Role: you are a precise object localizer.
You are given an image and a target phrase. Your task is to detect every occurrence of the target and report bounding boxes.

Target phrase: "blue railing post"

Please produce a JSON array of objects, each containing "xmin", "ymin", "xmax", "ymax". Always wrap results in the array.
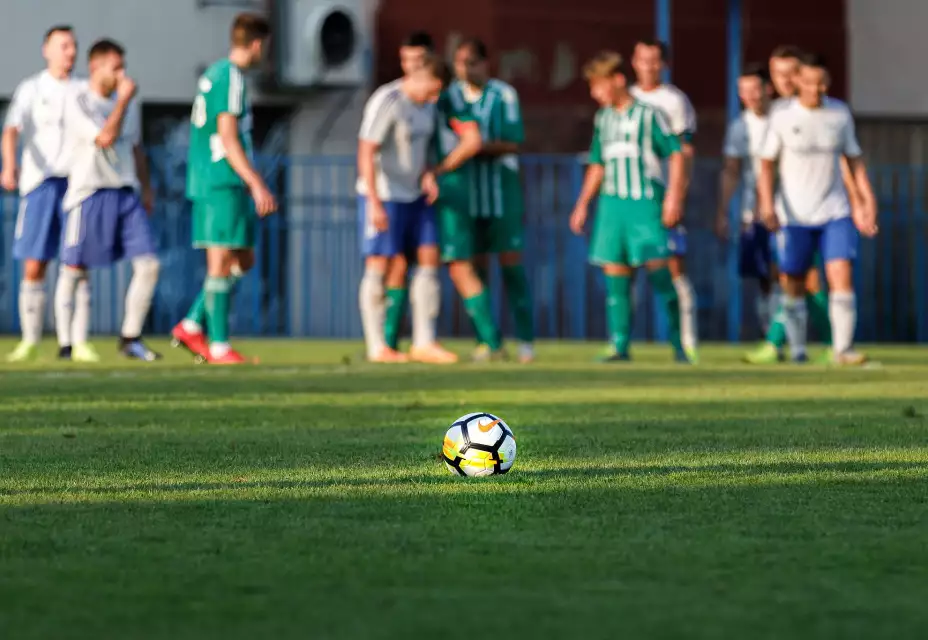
[{"xmin": 726, "ymin": 0, "xmax": 743, "ymax": 342}]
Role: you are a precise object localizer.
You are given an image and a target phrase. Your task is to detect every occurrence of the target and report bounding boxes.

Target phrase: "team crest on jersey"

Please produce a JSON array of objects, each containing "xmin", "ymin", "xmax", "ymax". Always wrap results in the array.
[{"xmin": 198, "ymin": 77, "xmax": 212, "ymax": 93}]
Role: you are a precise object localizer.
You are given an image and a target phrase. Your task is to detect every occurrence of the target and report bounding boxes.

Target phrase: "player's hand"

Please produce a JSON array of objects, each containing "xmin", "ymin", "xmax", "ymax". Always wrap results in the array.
[
  {"xmin": 0, "ymin": 166, "xmax": 17, "ymax": 192},
  {"xmin": 569, "ymin": 205, "xmax": 588, "ymax": 235},
  {"xmin": 368, "ymin": 200, "xmax": 389, "ymax": 232},
  {"xmin": 662, "ymin": 196, "xmax": 683, "ymax": 228},
  {"xmin": 250, "ymin": 182, "xmax": 277, "ymax": 217},
  {"xmin": 116, "ymin": 74, "xmax": 137, "ymax": 102},
  {"xmin": 141, "ymin": 186, "xmax": 155, "ymax": 214},
  {"xmin": 854, "ymin": 206, "xmax": 879, "ymax": 238},
  {"xmin": 760, "ymin": 207, "xmax": 779, "ymax": 232},
  {"xmin": 714, "ymin": 212, "xmax": 729, "ymax": 241},
  {"xmin": 420, "ymin": 171, "xmax": 439, "ymax": 205}
]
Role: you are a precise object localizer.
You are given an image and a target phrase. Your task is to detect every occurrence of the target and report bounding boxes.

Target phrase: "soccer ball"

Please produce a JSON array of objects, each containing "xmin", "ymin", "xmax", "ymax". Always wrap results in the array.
[{"xmin": 442, "ymin": 413, "xmax": 517, "ymax": 477}]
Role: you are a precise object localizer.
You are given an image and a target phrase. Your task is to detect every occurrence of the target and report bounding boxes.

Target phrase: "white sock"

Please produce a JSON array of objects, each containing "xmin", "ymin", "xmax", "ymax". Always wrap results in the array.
[
  {"xmin": 673, "ymin": 276, "xmax": 697, "ymax": 351},
  {"xmin": 122, "ymin": 255, "xmax": 160, "ymax": 338},
  {"xmin": 19, "ymin": 280, "xmax": 46, "ymax": 345},
  {"xmin": 359, "ymin": 268, "xmax": 386, "ymax": 359},
  {"xmin": 410, "ymin": 266, "xmax": 440, "ymax": 349},
  {"xmin": 782, "ymin": 295, "xmax": 808, "ymax": 358},
  {"xmin": 181, "ymin": 319, "xmax": 202, "ymax": 334},
  {"xmin": 54, "ymin": 267, "xmax": 82, "ymax": 347},
  {"xmin": 829, "ymin": 292, "xmax": 857, "ymax": 356},
  {"xmin": 209, "ymin": 342, "xmax": 230, "ymax": 358},
  {"xmin": 756, "ymin": 291, "xmax": 776, "ymax": 334},
  {"xmin": 73, "ymin": 277, "xmax": 91, "ymax": 346}
]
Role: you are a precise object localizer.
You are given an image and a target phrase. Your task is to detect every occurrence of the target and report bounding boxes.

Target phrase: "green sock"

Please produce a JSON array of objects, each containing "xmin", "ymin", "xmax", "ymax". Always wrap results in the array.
[
  {"xmin": 766, "ymin": 313, "xmax": 787, "ymax": 348},
  {"xmin": 501, "ymin": 265, "xmax": 534, "ymax": 342},
  {"xmin": 647, "ymin": 268, "xmax": 682, "ymax": 352},
  {"xmin": 471, "ymin": 264, "xmax": 490, "ymax": 345},
  {"xmin": 464, "ymin": 289, "xmax": 502, "ymax": 351},
  {"xmin": 204, "ymin": 276, "xmax": 232, "ymax": 344},
  {"xmin": 185, "ymin": 272, "xmax": 241, "ymax": 328},
  {"xmin": 807, "ymin": 290, "xmax": 832, "ymax": 345},
  {"xmin": 604, "ymin": 274, "xmax": 631, "ymax": 354},
  {"xmin": 383, "ymin": 288, "xmax": 408, "ymax": 350}
]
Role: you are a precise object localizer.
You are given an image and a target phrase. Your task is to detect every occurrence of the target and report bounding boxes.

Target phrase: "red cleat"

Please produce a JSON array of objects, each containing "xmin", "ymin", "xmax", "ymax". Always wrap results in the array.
[
  {"xmin": 206, "ymin": 348, "xmax": 248, "ymax": 365},
  {"xmin": 171, "ymin": 322, "xmax": 209, "ymax": 358}
]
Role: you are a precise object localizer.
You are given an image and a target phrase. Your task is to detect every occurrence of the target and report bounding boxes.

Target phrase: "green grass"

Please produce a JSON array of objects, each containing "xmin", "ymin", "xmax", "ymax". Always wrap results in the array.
[{"xmin": 2, "ymin": 339, "xmax": 928, "ymax": 639}]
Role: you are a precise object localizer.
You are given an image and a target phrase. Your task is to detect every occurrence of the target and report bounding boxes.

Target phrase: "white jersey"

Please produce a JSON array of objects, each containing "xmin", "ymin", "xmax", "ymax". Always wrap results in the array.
[
  {"xmin": 723, "ymin": 109, "xmax": 769, "ymax": 222},
  {"xmin": 3, "ymin": 71, "xmax": 81, "ymax": 196},
  {"xmin": 630, "ymin": 83, "xmax": 697, "ymax": 140},
  {"xmin": 62, "ymin": 84, "xmax": 142, "ymax": 212},
  {"xmin": 760, "ymin": 97, "xmax": 861, "ymax": 227},
  {"xmin": 356, "ymin": 79, "xmax": 436, "ymax": 203}
]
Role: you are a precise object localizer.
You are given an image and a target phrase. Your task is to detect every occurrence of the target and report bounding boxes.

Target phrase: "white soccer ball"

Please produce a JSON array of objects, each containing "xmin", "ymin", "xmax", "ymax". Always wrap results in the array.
[{"xmin": 442, "ymin": 413, "xmax": 517, "ymax": 477}]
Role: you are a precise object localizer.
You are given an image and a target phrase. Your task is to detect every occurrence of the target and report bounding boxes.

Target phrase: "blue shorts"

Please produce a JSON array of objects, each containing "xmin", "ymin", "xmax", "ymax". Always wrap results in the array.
[
  {"xmin": 776, "ymin": 217, "xmax": 858, "ymax": 277},
  {"xmin": 667, "ymin": 225, "xmax": 686, "ymax": 256},
  {"xmin": 12, "ymin": 177, "xmax": 68, "ymax": 261},
  {"xmin": 738, "ymin": 222, "xmax": 773, "ymax": 280},
  {"xmin": 61, "ymin": 188, "xmax": 158, "ymax": 268},
  {"xmin": 357, "ymin": 196, "xmax": 437, "ymax": 258}
]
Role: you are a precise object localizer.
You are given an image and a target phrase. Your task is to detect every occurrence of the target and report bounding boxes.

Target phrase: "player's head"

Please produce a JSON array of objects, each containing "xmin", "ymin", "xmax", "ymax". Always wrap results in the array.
[
  {"xmin": 796, "ymin": 52, "xmax": 829, "ymax": 107},
  {"xmin": 403, "ymin": 53, "xmax": 446, "ymax": 104},
  {"xmin": 230, "ymin": 13, "xmax": 271, "ymax": 68},
  {"xmin": 632, "ymin": 38, "xmax": 668, "ymax": 88},
  {"xmin": 738, "ymin": 63, "xmax": 771, "ymax": 112},
  {"xmin": 454, "ymin": 38, "xmax": 489, "ymax": 86},
  {"xmin": 88, "ymin": 39, "xmax": 126, "ymax": 95},
  {"xmin": 43, "ymin": 25, "xmax": 77, "ymax": 76},
  {"xmin": 583, "ymin": 51, "xmax": 630, "ymax": 107},
  {"xmin": 769, "ymin": 45, "xmax": 803, "ymax": 98},
  {"xmin": 399, "ymin": 31, "xmax": 434, "ymax": 76}
]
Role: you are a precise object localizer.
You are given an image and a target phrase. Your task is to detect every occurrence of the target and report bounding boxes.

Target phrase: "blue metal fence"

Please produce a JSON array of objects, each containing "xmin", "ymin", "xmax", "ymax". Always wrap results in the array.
[{"xmin": 1, "ymin": 153, "xmax": 926, "ymax": 342}]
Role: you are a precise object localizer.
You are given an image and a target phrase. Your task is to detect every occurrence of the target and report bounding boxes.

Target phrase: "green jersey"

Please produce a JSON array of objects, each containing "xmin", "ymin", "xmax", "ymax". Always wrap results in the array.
[
  {"xmin": 589, "ymin": 100, "xmax": 680, "ymax": 201},
  {"xmin": 187, "ymin": 58, "xmax": 254, "ymax": 199},
  {"xmin": 434, "ymin": 89, "xmax": 477, "ymax": 206},
  {"xmin": 447, "ymin": 79, "xmax": 524, "ymax": 218}
]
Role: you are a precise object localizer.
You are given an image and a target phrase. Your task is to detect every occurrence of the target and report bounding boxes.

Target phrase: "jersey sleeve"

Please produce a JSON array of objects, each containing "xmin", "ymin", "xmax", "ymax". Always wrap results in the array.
[
  {"xmin": 3, "ymin": 79, "xmax": 34, "ymax": 130},
  {"xmin": 66, "ymin": 90, "xmax": 105, "ymax": 143},
  {"xmin": 759, "ymin": 113, "xmax": 783, "ymax": 160},
  {"xmin": 651, "ymin": 109, "xmax": 682, "ymax": 158},
  {"xmin": 498, "ymin": 84, "xmax": 524, "ymax": 144},
  {"xmin": 441, "ymin": 89, "xmax": 475, "ymax": 128},
  {"xmin": 679, "ymin": 92, "xmax": 697, "ymax": 142},
  {"xmin": 841, "ymin": 110, "xmax": 863, "ymax": 158},
  {"xmin": 124, "ymin": 98, "xmax": 143, "ymax": 146},
  {"xmin": 358, "ymin": 88, "xmax": 397, "ymax": 144},
  {"xmin": 210, "ymin": 65, "xmax": 245, "ymax": 118},
  {"xmin": 588, "ymin": 112, "xmax": 603, "ymax": 165},
  {"xmin": 722, "ymin": 119, "xmax": 747, "ymax": 158}
]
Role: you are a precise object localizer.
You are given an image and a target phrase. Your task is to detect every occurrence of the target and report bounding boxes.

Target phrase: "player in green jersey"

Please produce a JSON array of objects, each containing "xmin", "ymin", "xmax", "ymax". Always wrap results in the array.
[
  {"xmin": 450, "ymin": 39, "xmax": 534, "ymax": 363},
  {"xmin": 569, "ymin": 51, "xmax": 689, "ymax": 363},
  {"xmin": 171, "ymin": 13, "xmax": 276, "ymax": 365}
]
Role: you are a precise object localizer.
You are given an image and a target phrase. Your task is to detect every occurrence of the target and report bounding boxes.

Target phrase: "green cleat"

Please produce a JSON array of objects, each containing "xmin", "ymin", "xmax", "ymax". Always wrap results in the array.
[
  {"xmin": 815, "ymin": 348, "xmax": 835, "ymax": 365},
  {"xmin": 742, "ymin": 342, "xmax": 782, "ymax": 365},
  {"xmin": 685, "ymin": 347, "xmax": 700, "ymax": 365},
  {"xmin": 596, "ymin": 346, "xmax": 631, "ymax": 363},
  {"xmin": 5, "ymin": 341, "xmax": 39, "ymax": 363},
  {"xmin": 72, "ymin": 343, "xmax": 101, "ymax": 364}
]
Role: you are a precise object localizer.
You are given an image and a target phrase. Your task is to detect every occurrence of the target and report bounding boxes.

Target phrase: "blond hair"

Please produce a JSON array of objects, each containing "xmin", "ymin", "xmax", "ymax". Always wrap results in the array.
[{"xmin": 583, "ymin": 51, "xmax": 626, "ymax": 80}]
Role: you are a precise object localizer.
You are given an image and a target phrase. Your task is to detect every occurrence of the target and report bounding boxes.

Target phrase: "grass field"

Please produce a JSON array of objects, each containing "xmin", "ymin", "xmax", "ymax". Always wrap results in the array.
[{"xmin": 2, "ymin": 339, "xmax": 928, "ymax": 639}]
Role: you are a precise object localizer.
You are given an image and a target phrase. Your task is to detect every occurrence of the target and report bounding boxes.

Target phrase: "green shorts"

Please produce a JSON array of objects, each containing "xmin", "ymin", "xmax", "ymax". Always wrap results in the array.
[
  {"xmin": 589, "ymin": 198, "xmax": 669, "ymax": 267},
  {"xmin": 192, "ymin": 187, "xmax": 256, "ymax": 249},
  {"xmin": 474, "ymin": 211, "xmax": 524, "ymax": 255},
  {"xmin": 437, "ymin": 200, "xmax": 476, "ymax": 263}
]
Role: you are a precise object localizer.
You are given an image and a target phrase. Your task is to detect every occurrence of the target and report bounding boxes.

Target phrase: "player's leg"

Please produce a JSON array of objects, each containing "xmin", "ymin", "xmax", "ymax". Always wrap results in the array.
[
  {"xmin": 382, "ymin": 251, "xmax": 409, "ymax": 353},
  {"xmin": 804, "ymin": 264, "xmax": 834, "ymax": 362},
  {"xmin": 439, "ymin": 204, "xmax": 502, "ymax": 360},
  {"xmin": 358, "ymin": 197, "xmax": 407, "ymax": 363},
  {"xmin": 6, "ymin": 180, "xmax": 65, "ymax": 362},
  {"xmin": 176, "ymin": 250, "xmax": 245, "ymax": 346},
  {"xmin": 492, "ymin": 210, "xmax": 534, "ymax": 364},
  {"xmin": 409, "ymin": 199, "xmax": 457, "ymax": 364},
  {"xmin": 666, "ymin": 227, "xmax": 698, "ymax": 362},
  {"xmin": 822, "ymin": 217, "xmax": 864, "ymax": 365},
  {"xmin": 590, "ymin": 201, "xmax": 635, "ymax": 361},
  {"xmin": 114, "ymin": 189, "xmax": 162, "ymax": 361},
  {"xmin": 776, "ymin": 226, "xmax": 818, "ymax": 362}
]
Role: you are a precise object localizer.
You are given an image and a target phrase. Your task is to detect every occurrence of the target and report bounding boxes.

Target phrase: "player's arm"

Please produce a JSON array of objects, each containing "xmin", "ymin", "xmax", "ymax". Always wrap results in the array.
[
  {"xmin": 841, "ymin": 113, "xmax": 877, "ymax": 236},
  {"xmin": 716, "ymin": 121, "xmax": 745, "ymax": 238},
  {"xmin": 1, "ymin": 81, "xmax": 30, "ymax": 191},
  {"xmin": 757, "ymin": 118, "xmax": 782, "ymax": 231},
  {"xmin": 434, "ymin": 120, "xmax": 481, "ymax": 175},
  {"xmin": 676, "ymin": 94, "xmax": 697, "ymax": 191},
  {"xmin": 94, "ymin": 77, "xmax": 137, "ymax": 148},
  {"xmin": 650, "ymin": 110, "xmax": 685, "ymax": 226},
  {"xmin": 481, "ymin": 85, "xmax": 523, "ymax": 157},
  {"xmin": 357, "ymin": 89, "xmax": 397, "ymax": 229},
  {"xmin": 569, "ymin": 117, "xmax": 605, "ymax": 235}
]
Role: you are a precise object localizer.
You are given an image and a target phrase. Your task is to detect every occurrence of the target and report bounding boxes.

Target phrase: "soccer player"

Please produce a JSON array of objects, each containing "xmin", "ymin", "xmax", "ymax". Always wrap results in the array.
[
  {"xmin": 2, "ymin": 26, "xmax": 78, "ymax": 362},
  {"xmin": 758, "ymin": 53, "xmax": 877, "ymax": 365},
  {"xmin": 357, "ymin": 54, "xmax": 481, "ymax": 363},
  {"xmin": 715, "ymin": 64, "xmax": 778, "ymax": 335},
  {"xmin": 630, "ymin": 39, "xmax": 699, "ymax": 362},
  {"xmin": 450, "ymin": 38, "xmax": 534, "ymax": 364},
  {"xmin": 57, "ymin": 39, "xmax": 161, "ymax": 360},
  {"xmin": 399, "ymin": 31, "xmax": 433, "ymax": 76},
  {"xmin": 569, "ymin": 51, "xmax": 687, "ymax": 363},
  {"xmin": 173, "ymin": 13, "xmax": 276, "ymax": 364}
]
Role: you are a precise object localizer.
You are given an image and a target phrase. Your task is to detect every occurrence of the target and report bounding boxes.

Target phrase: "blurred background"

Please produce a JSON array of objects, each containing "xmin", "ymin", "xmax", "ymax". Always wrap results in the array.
[{"xmin": 1, "ymin": 0, "xmax": 925, "ymax": 343}]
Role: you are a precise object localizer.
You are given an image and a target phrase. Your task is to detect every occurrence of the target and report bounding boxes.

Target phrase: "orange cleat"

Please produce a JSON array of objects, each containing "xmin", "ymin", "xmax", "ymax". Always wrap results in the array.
[
  {"xmin": 171, "ymin": 322, "xmax": 209, "ymax": 358},
  {"xmin": 409, "ymin": 343, "xmax": 459, "ymax": 364},
  {"xmin": 369, "ymin": 347, "xmax": 409, "ymax": 363},
  {"xmin": 206, "ymin": 348, "xmax": 248, "ymax": 365}
]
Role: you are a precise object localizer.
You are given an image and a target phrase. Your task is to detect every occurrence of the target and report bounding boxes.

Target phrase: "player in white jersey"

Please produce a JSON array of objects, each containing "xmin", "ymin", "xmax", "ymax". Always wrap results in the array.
[
  {"xmin": 56, "ymin": 39, "xmax": 161, "ymax": 362},
  {"xmin": 630, "ymin": 39, "xmax": 700, "ymax": 362},
  {"xmin": 2, "ymin": 26, "xmax": 78, "ymax": 362},
  {"xmin": 357, "ymin": 53, "xmax": 481, "ymax": 363},
  {"xmin": 758, "ymin": 53, "xmax": 877, "ymax": 365},
  {"xmin": 716, "ymin": 64, "xmax": 778, "ymax": 335}
]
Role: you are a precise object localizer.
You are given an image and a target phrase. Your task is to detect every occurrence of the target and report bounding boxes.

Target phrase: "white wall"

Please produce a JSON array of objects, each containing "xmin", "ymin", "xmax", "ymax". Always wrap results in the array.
[{"xmin": 848, "ymin": 0, "xmax": 928, "ymax": 116}]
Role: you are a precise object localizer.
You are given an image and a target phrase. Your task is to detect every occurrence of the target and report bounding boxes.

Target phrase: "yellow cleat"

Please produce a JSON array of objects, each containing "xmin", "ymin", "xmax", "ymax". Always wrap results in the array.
[
  {"xmin": 72, "ymin": 343, "xmax": 101, "ymax": 364},
  {"xmin": 5, "ymin": 341, "xmax": 39, "ymax": 363},
  {"xmin": 409, "ymin": 343, "xmax": 459, "ymax": 364}
]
